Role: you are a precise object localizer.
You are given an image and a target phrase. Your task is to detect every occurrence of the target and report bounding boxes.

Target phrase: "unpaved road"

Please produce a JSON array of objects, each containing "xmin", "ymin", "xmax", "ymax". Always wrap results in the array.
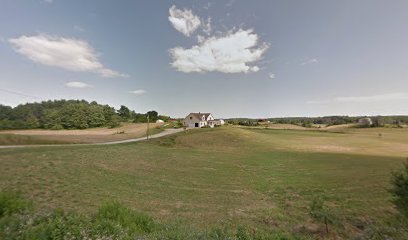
[{"xmin": 0, "ymin": 128, "xmax": 184, "ymax": 149}]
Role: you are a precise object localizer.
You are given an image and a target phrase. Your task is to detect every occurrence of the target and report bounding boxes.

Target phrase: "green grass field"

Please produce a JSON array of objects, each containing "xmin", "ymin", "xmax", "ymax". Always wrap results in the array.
[{"xmin": 1, "ymin": 126, "xmax": 407, "ymax": 239}]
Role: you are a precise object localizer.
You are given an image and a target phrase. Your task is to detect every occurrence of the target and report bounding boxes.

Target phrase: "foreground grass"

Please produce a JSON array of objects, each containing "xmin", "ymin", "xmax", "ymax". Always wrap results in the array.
[
  {"xmin": 0, "ymin": 127, "xmax": 407, "ymax": 239},
  {"xmin": 0, "ymin": 191, "xmax": 301, "ymax": 240}
]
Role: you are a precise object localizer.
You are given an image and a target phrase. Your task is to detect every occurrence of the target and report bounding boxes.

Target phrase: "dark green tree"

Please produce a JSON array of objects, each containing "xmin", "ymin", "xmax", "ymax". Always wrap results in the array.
[
  {"xmin": 146, "ymin": 111, "xmax": 158, "ymax": 122},
  {"xmin": 42, "ymin": 109, "xmax": 62, "ymax": 129},
  {"xmin": 118, "ymin": 105, "xmax": 131, "ymax": 120},
  {"xmin": 0, "ymin": 100, "xmax": 165, "ymax": 130},
  {"xmin": 133, "ymin": 113, "xmax": 147, "ymax": 123}
]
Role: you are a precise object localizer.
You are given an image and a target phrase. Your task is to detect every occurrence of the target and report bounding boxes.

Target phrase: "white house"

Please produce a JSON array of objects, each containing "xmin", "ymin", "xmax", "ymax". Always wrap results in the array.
[{"xmin": 183, "ymin": 113, "xmax": 224, "ymax": 128}]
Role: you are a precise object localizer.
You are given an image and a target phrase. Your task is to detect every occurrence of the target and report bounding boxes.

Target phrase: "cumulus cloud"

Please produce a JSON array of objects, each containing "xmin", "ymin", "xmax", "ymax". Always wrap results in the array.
[
  {"xmin": 268, "ymin": 73, "xmax": 275, "ymax": 79},
  {"xmin": 169, "ymin": 5, "xmax": 201, "ymax": 37},
  {"xmin": 203, "ymin": 18, "xmax": 212, "ymax": 35},
  {"xmin": 301, "ymin": 58, "xmax": 318, "ymax": 65},
  {"xmin": 129, "ymin": 89, "xmax": 146, "ymax": 95},
  {"xmin": 65, "ymin": 81, "xmax": 93, "ymax": 88},
  {"xmin": 308, "ymin": 93, "xmax": 408, "ymax": 104},
  {"xmin": 9, "ymin": 34, "xmax": 128, "ymax": 78},
  {"xmin": 170, "ymin": 29, "xmax": 268, "ymax": 73}
]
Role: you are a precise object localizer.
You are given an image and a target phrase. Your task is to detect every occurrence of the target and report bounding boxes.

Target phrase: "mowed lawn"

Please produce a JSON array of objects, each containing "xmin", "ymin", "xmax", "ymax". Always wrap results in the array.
[{"xmin": 0, "ymin": 126, "xmax": 407, "ymax": 238}]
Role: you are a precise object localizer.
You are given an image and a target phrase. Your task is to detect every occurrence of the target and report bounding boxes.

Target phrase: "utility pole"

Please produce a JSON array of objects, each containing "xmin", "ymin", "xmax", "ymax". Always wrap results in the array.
[{"xmin": 146, "ymin": 114, "xmax": 150, "ymax": 140}]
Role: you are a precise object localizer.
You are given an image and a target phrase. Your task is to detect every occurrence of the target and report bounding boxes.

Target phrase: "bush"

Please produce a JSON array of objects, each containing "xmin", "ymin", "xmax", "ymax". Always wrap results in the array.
[
  {"xmin": 0, "ymin": 192, "xmax": 306, "ymax": 239},
  {"xmin": 95, "ymin": 201, "xmax": 155, "ymax": 234},
  {"xmin": 108, "ymin": 115, "xmax": 122, "ymax": 128},
  {"xmin": 0, "ymin": 191, "xmax": 30, "ymax": 217},
  {"xmin": 390, "ymin": 159, "xmax": 408, "ymax": 218},
  {"xmin": 309, "ymin": 196, "xmax": 336, "ymax": 234},
  {"xmin": 23, "ymin": 209, "xmax": 85, "ymax": 240}
]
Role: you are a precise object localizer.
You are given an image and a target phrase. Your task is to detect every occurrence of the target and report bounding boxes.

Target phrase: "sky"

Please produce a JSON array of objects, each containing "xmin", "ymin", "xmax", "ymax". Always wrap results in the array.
[{"xmin": 1, "ymin": 0, "xmax": 408, "ymax": 118}]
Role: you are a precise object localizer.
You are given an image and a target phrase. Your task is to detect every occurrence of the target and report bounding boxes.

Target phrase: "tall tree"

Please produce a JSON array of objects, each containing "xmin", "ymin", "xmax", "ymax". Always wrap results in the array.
[
  {"xmin": 118, "ymin": 105, "xmax": 131, "ymax": 120},
  {"xmin": 146, "ymin": 110, "xmax": 158, "ymax": 122}
]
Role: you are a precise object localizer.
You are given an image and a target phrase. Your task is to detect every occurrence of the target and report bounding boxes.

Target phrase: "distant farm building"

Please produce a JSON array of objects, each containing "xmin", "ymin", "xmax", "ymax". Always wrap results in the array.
[
  {"xmin": 213, "ymin": 119, "xmax": 225, "ymax": 126},
  {"xmin": 156, "ymin": 119, "xmax": 164, "ymax": 123},
  {"xmin": 183, "ymin": 113, "xmax": 225, "ymax": 128},
  {"xmin": 258, "ymin": 119, "xmax": 270, "ymax": 123},
  {"xmin": 358, "ymin": 117, "xmax": 373, "ymax": 127}
]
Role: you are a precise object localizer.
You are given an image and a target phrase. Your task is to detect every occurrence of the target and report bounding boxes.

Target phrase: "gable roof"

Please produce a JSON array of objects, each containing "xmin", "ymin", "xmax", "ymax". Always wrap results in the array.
[{"xmin": 186, "ymin": 112, "xmax": 212, "ymax": 121}]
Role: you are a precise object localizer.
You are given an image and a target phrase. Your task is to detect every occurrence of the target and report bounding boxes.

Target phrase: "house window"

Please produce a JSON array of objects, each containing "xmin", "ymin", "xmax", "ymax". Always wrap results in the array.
[{"xmin": 190, "ymin": 117, "xmax": 192, "ymax": 119}]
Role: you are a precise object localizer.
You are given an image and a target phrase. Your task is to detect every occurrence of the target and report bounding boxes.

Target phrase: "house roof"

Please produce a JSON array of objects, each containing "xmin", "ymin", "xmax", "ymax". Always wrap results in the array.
[{"xmin": 187, "ymin": 113, "xmax": 212, "ymax": 120}]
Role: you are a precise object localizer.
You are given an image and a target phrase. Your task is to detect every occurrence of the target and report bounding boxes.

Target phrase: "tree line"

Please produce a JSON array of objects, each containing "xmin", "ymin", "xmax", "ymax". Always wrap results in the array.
[
  {"xmin": 269, "ymin": 116, "xmax": 408, "ymax": 127},
  {"xmin": 0, "ymin": 100, "xmax": 169, "ymax": 130},
  {"xmin": 227, "ymin": 116, "xmax": 408, "ymax": 128}
]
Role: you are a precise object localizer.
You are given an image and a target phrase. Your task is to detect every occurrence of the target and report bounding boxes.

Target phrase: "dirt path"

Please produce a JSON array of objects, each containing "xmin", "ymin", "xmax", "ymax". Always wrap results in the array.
[{"xmin": 0, "ymin": 128, "xmax": 184, "ymax": 149}]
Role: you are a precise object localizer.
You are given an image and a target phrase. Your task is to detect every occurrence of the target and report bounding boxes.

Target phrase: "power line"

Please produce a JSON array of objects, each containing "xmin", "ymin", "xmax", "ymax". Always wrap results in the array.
[{"xmin": 0, "ymin": 88, "xmax": 41, "ymax": 100}]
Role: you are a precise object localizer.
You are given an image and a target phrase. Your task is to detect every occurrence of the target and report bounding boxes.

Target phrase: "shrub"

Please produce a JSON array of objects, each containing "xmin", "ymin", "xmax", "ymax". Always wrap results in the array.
[
  {"xmin": 95, "ymin": 201, "xmax": 155, "ymax": 234},
  {"xmin": 0, "ymin": 191, "xmax": 30, "ymax": 217},
  {"xmin": 236, "ymin": 225, "xmax": 251, "ymax": 240},
  {"xmin": 309, "ymin": 196, "xmax": 335, "ymax": 234},
  {"xmin": 390, "ymin": 159, "xmax": 408, "ymax": 218},
  {"xmin": 0, "ymin": 192, "xmax": 305, "ymax": 240},
  {"xmin": 22, "ymin": 209, "xmax": 85, "ymax": 240}
]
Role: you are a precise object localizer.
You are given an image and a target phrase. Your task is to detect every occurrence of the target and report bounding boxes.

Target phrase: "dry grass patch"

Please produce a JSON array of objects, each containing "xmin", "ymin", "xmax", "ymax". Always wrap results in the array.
[{"xmin": 0, "ymin": 122, "xmax": 163, "ymax": 144}]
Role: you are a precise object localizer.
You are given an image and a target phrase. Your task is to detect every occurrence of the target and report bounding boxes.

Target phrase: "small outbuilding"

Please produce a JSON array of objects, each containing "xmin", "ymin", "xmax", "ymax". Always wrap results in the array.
[{"xmin": 358, "ymin": 117, "xmax": 373, "ymax": 127}]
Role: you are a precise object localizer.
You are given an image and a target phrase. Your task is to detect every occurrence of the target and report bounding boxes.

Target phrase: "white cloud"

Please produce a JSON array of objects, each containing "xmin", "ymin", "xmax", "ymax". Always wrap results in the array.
[
  {"xmin": 168, "ymin": 5, "xmax": 201, "ymax": 37},
  {"xmin": 308, "ymin": 93, "xmax": 408, "ymax": 104},
  {"xmin": 268, "ymin": 73, "xmax": 275, "ymax": 79},
  {"xmin": 301, "ymin": 58, "xmax": 318, "ymax": 65},
  {"xmin": 9, "ymin": 34, "xmax": 128, "ymax": 78},
  {"xmin": 65, "ymin": 81, "xmax": 92, "ymax": 88},
  {"xmin": 169, "ymin": 29, "xmax": 268, "ymax": 73},
  {"xmin": 203, "ymin": 18, "xmax": 212, "ymax": 35},
  {"xmin": 129, "ymin": 89, "xmax": 146, "ymax": 95},
  {"xmin": 197, "ymin": 35, "xmax": 206, "ymax": 43}
]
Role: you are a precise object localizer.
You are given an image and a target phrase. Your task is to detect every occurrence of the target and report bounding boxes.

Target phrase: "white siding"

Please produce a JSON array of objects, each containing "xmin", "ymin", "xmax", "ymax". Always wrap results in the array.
[{"xmin": 183, "ymin": 113, "xmax": 220, "ymax": 128}]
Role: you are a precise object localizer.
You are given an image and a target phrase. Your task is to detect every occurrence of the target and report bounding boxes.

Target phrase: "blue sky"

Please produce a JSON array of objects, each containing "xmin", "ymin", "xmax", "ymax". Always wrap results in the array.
[{"xmin": 1, "ymin": 0, "xmax": 408, "ymax": 118}]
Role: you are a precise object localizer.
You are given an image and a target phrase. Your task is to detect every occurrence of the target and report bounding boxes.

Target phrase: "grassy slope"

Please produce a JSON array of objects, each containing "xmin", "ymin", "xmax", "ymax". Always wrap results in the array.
[{"xmin": 0, "ymin": 127, "xmax": 407, "ymax": 238}]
